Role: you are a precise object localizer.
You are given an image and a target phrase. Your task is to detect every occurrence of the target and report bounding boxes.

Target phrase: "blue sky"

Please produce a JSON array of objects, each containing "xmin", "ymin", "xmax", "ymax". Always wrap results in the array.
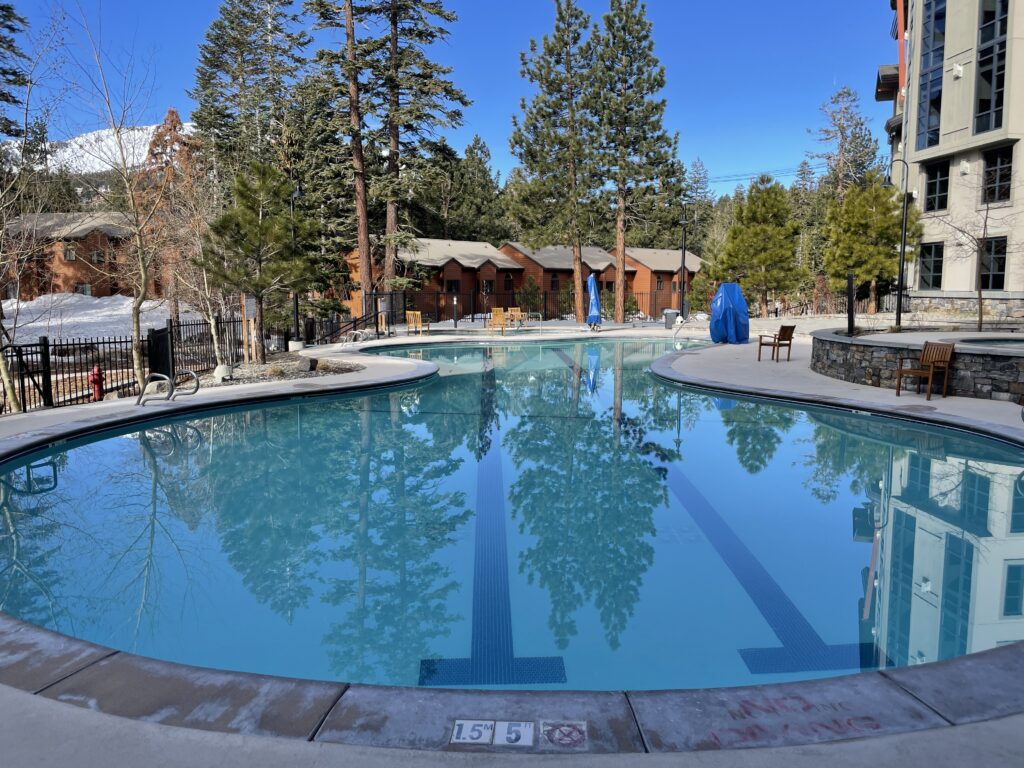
[{"xmin": 24, "ymin": 0, "xmax": 898, "ymax": 196}]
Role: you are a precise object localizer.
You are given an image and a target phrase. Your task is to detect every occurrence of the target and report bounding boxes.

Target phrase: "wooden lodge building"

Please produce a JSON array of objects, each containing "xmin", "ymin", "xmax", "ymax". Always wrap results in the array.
[
  {"xmin": 4, "ymin": 212, "xmax": 133, "ymax": 300},
  {"xmin": 346, "ymin": 237, "xmax": 703, "ymax": 322}
]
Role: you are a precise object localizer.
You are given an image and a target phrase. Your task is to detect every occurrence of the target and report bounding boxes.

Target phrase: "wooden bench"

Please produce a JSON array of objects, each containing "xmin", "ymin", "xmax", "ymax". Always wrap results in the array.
[
  {"xmin": 895, "ymin": 341, "xmax": 954, "ymax": 400},
  {"xmin": 757, "ymin": 325, "xmax": 796, "ymax": 362}
]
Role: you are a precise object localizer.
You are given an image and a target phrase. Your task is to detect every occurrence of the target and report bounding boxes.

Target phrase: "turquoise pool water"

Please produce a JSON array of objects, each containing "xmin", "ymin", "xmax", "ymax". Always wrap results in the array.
[{"xmin": 1, "ymin": 338, "xmax": 1023, "ymax": 690}]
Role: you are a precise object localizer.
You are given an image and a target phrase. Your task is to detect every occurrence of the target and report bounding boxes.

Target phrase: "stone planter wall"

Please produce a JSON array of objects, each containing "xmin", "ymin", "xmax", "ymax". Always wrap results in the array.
[{"xmin": 810, "ymin": 331, "xmax": 1024, "ymax": 403}]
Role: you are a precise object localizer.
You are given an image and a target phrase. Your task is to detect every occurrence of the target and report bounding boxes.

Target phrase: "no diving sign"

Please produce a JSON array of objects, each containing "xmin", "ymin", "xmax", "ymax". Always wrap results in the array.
[{"xmin": 450, "ymin": 719, "xmax": 587, "ymax": 750}]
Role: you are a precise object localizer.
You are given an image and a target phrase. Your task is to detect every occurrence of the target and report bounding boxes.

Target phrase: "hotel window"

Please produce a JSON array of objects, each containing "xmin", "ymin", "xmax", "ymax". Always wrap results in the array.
[
  {"xmin": 982, "ymin": 146, "xmax": 1012, "ymax": 204},
  {"xmin": 656, "ymin": 277, "xmax": 664, "ymax": 290},
  {"xmin": 90, "ymin": 250, "xmax": 105, "ymax": 264},
  {"xmin": 1004, "ymin": 562, "xmax": 1024, "ymax": 617},
  {"xmin": 481, "ymin": 280, "xmax": 494, "ymax": 294},
  {"xmin": 74, "ymin": 283, "xmax": 92, "ymax": 296},
  {"xmin": 550, "ymin": 274, "xmax": 560, "ymax": 292},
  {"xmin": 445, "ymin": 279, "xmax": 460, "ymax": 293},
  {"xmin": 1012, "ymin": 474, "xmax": 1024, "ymax": 533},
  {"xmin": 918, "ymin": 243, "xmax": 944, "ymax": 290},
  {"xmin": 961, "ymin": 469, "xmax": 991, "ymax": 531},
  {"xmin": 916, "ymin": 0, "xmax": 946, "ymax": 149},
  {"xmin": 980, "ymin": 237, "xmax": 1007, "ymax": 290},
  {"xmin": 975, "ymin": 0, "xmax": 1008, "ymax": 134},
  {"xmin": 906, "ymin": 454, "xmax": 932, "ymax": 499},
  {"xmin": 503, "ymin": 272, "xmax": 513, "ymax": 291},
  {"xmin": 923, "ymin": 160, "xmax": 950, "ymax": 211},
  {"xmin": 63, "ymin": 244, "xmax": 77, "ymax": 261}
]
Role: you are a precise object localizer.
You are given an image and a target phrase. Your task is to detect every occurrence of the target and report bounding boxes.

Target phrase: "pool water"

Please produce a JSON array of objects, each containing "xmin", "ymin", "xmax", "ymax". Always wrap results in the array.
[{"xmin": 1, "ymin": 338, "xmax": 1023, "ymax": 690}]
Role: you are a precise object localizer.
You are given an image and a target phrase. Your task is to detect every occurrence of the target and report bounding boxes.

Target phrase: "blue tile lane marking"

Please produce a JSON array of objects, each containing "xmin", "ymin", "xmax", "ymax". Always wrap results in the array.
[
  {"xmin": 665, "ymin": 464, "xmax": 868, "ymax": 673},
  {"xmin": 546, "ymin": 348, "xmax": 870, "ymax": 675},
  {"xmin": 419, "ymin": 416, "xmax": 566, "ymax": 686}
]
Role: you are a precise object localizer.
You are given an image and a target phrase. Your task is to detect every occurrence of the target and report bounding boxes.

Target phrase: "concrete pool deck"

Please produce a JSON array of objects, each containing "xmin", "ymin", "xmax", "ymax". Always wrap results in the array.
[{"xmin": 1, "ymin": 325, "xmax": 1024, "ymax": 766}]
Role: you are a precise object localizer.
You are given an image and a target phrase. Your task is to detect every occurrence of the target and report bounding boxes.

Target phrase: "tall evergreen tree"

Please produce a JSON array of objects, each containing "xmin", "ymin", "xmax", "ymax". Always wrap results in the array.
[
  {"xmin": 0, "ymin": 4, "xmax": 25, "ymax": 139},
  {"xmin": 823, "ymin": 171, "xmax": 920, "ymax": 313},
  {"xmin": 190, "ymin": 0, "xmax": 309, "ymax": 188},
  {"xmin": 365, "ymin": 0, "xmax": 469, "ymax": 288},
  {"xmin": 684, "ymin": 157, "xmax": 714, "ymax": 257},
  {"xmin": 450, "ymin": 136, "xmax": 506, "ymax": 245},
  {"xmin": 790, "ymin": 159, "xmax": 828, "ymax": 275},
  {"xmin": 811, "ymin": 86, "xmax": 879, "ymax": 203},
  {"xmin": 511, "ymin": 0, "xmax": 597, "ymax": 322},
  {"xmin": 306, "ymin": 0, "xmax": 374, "ymax": 311},
  {"xmin": 717, "ymin": 174, "xmax": 802, "ymax": 317},
  {"xmin": 202, "ymin": 163, "xmax": 312, "ymax": 363},
  {"xmin": 588, "ymin": 0, "xmax": 676, "ymax": 323}
]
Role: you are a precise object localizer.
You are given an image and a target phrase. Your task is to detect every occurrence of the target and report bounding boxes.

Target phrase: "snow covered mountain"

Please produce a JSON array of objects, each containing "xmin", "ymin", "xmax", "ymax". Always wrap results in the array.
[{"xmin": 43, "ymin": 122, "xmax": 195, "ymax": 175}]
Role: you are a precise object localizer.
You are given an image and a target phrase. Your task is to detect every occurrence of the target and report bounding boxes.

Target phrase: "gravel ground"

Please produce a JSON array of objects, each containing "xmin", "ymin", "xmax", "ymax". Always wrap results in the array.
[{"xmin": 196, "ymin": 352, "xmax": 363, "ymax": 388}]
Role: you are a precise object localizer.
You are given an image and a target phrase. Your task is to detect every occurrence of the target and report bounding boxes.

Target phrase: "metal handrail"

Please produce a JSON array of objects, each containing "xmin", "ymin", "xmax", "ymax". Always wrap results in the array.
[
  {"xmin": 169, "ymin": 370, "xmax": 200, "ymax": 400},
  {"xmin": 135, "ymin": 373, "xmax": 173, "ymax": 406}
]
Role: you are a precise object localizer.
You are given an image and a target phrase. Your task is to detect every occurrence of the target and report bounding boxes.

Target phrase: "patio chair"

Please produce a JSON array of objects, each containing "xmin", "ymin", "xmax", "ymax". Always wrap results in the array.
[
  {"xmin": 757, "ymin": 325, "xmax": 796, "ymax": 362},
  {"xmin": 508, "ymin": 307, "xmax": 528, "ymax": 328},
  {"xmin": 406, "ymin": 310, "xmax": 430, "ymax": 336},
  {"xmin": 895, "ymin": 341, "xmax": 954, "ymax": 400},
  {"xmin": 487, "ymin": 307, "xmax": 507, "ymax": 336}
]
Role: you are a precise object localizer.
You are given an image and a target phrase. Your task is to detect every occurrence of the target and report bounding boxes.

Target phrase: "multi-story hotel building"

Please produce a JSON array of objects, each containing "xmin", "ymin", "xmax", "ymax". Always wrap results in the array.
[{"xmin": 877, "ymin": 0, "xmax": 1022, "ymax": 316}]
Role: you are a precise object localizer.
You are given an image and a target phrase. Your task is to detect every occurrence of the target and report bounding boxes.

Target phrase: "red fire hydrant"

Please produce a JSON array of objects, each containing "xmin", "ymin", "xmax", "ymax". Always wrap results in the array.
[{"xmin": 88, "ymin": 364, "xmax": 105, "ymax": 402}]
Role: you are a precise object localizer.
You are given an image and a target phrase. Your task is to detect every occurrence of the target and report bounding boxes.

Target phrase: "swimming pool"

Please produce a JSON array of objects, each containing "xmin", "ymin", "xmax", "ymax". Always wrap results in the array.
[{"xmin": 1, "ymin": 337, "xmax": 1022, "ymax": 691}]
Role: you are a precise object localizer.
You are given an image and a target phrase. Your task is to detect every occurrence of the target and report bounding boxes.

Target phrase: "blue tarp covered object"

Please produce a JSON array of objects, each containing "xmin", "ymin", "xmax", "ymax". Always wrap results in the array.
[
  {"xmin": 586, "ymin": 273, "xmax": 602, "ymax": 328},
  {"xmin": 710, "ymin": 283, "xmax": 750, "ymax": 344}
]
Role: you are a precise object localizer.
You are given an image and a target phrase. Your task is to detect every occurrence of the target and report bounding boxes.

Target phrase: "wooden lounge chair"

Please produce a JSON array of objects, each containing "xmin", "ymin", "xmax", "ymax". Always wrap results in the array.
[
  {"xmin": 508, "ymin": 307, "xmax": 528, "ymax": 328},
  {"xmin": 896, "ymin": 341, "xmax": 954, "ymax": 400},
  {"xmin": 757, "ymin": 325, "xmax": 796, "ymax": 362},
  {"xmin": 487, "ymin": 307, "xmax": 507, "ymax": 336},
  {"xmin": 406, "ymin": 310, "xmax": 429, "ymax": 335}
]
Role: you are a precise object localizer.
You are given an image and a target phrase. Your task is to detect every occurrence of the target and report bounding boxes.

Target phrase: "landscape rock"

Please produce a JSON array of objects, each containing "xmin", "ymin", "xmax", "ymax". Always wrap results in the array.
[{"xmin": 212, "ymin": 364, "xmax": 234, "ymax": 383}]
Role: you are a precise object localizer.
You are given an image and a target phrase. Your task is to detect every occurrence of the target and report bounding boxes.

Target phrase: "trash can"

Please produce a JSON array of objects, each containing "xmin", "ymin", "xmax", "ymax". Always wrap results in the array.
[{"xmin": 663, "ymin": 308, "xmax": 680, "ymax": 329}]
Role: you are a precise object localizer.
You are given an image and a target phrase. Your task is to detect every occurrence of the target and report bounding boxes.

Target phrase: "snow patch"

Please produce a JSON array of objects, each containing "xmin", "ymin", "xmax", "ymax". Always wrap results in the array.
[{"xmin": 2, "ymin": 293, "xmax": 198, "ymax": 341}]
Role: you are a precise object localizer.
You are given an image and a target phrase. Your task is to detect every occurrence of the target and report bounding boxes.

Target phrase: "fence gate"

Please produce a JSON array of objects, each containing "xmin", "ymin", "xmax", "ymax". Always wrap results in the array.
[{"xmin": 147, "ymin": 324, "xmax": 175, "ymax": 379}]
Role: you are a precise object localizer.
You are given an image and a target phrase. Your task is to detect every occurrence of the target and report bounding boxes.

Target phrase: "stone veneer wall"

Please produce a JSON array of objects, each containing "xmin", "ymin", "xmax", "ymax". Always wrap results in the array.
[
  {"xmin": 810, "ymin": 331, "xmax": 1024, "ymax": 403},
  {"xmin": 911, "ymin": 296, "xmax": 1024, "ymax": 317}
]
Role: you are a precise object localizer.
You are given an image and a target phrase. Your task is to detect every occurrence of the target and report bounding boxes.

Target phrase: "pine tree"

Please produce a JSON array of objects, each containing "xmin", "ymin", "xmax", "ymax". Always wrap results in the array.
[
  {"xmin": 202, "ymin": 163, "xmax": 312, "ymax": 363},
  {"xmin": 685, "ymin": 157, "xmax": 714, "ymax": 256},
  {"xmin": 365, "ymin": 0, "xmax": 469, "ymax": 288},
  {"xmin": 823, "ymin": 170, "xmax": 921, "ymax": 313},
  {"xmin": 511, "ymin": 0, "xmax": 597, "ymax": 322},
  {"xmin": 588, "ymin": 0, "xmax": 676, "ymax": 323},
  {"xmin": 190, "ymin": 0, "xmax": 309, "ymax": 188},
  {"xmin": 790, "ymin": 159, "xmax": 828, "ymax": 275},
  {"xmin": 812, "ymin": 87, "xmax": 879, "ymax": 203},
  {"xmin": 0, "ymin": 4, "xmax": 26, "ymax": 139},
  {"xmin": 306, "ymin": 0, "xmax": 374, "ymax": 311},
  {"xmin": 717, "ymin": 174, "xmax": 803, "ymax": 317},
  {"xmin": 450, "ymin": 136, "xmax": 506, "ymax": 245}
]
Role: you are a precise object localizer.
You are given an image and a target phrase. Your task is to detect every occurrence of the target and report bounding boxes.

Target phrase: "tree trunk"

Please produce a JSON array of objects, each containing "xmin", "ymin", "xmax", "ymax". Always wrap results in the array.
[
  {"xmin": 254, "ymin": 296, "xmax": 267, "ymax": 364},
  {"xmin": 345, "ymin": 0, "xmax": 372, "ymax": 314},
  {"xmin": 0, "ymin": 325, "xmax": 21, "ymax": 413},
  {"xmin": 869, "ymin": 278, "xmax": 877, "ymax": 315},
  {"xmin": 614, "ymin": 185, "xmax": 626, "ymax": 324},
  {"xmin": 383, "ymin": 3, "xmax": 400, "ymax": 288},
  {"xmin": 761, "ymin": 290, "xmax": 769, "ymax": 319},
  {"xmin": 131, "ymin": 292, "xmax": 145, "ymax": 389},
  {"xmin": 572, "ymin": 242, "xmax": 584, "ymax": 323},
  {"xmin": 977, "ymin": 243, "xmax": 985, "ymax": 332}
]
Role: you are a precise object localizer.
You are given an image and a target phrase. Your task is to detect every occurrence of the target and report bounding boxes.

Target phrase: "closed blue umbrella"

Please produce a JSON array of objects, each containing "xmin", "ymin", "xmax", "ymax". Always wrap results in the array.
[
  {"xmin": 586, "ymin": 274, "xmax": 602, "ymax": 330},
  {"xmin": 585, "ymin": 346, "xmax": 601, "ymax": 393}
]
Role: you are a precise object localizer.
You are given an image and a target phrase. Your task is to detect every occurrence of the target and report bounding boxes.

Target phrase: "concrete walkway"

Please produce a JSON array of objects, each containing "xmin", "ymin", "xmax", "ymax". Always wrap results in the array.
[
  {"xmin": 652, "ymin": 336, "xmax": 1024, "ymax": 445},
  {"xmin": 3, "ymin": 681, "xmax": 1023, "ymax": 768}
]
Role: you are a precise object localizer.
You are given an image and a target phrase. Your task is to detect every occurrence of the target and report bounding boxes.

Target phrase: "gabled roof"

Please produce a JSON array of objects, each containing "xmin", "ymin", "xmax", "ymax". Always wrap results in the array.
[
  {"xmin": 399, "ymin": 238, "xmax": 523, "ymax": 270},
  {"xmin": 504, "ymin": 242, "xmax": 635, "ymax": 272},
  {"xmin": 9, "ymin": 211, "xmax": 133, "ymax": 240},
  {"xmin": 625, "ymin": 247, "xmax": 703, "ymax": 273}
]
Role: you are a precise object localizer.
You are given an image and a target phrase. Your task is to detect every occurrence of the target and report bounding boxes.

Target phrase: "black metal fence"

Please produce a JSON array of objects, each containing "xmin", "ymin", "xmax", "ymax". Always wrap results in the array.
[{"xmin": 0, "ymin": 313, "xmax": 340, "ymax": 415}]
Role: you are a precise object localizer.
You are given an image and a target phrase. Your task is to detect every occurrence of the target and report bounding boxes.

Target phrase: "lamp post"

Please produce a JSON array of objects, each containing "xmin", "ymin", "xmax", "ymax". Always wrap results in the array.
[
  {"xmin": 290, "ymin": 185, "xmax": 302, "ymax": 344},
  {"xmin": 886, "ymin": 158, "xmax": 911, "ymax": 329},
  {"xmin": 678, "ymin": 202, "xmax": 689, "ymax": 315}
]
